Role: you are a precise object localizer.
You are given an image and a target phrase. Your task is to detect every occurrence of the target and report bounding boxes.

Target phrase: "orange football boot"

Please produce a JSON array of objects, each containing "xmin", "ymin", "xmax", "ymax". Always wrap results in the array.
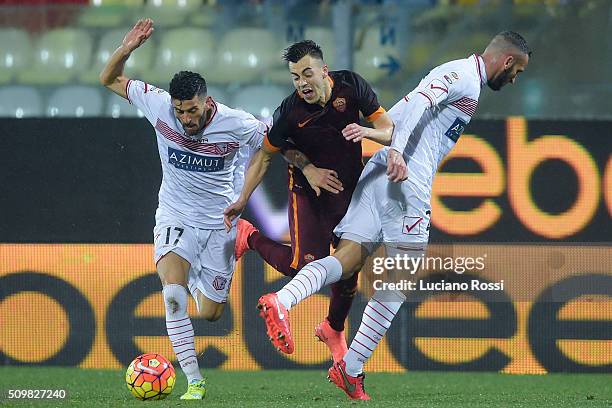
[
  {"xmin": 327, "ymin": 359, "xmax": 371, "ymax": 401},
  {"xmin": 257, "ymin": 293, "xmax": 294, "ymax": 354},
  {"xmin": 235, "ymin": 219, "xmax": 257, "ymax": 260}
]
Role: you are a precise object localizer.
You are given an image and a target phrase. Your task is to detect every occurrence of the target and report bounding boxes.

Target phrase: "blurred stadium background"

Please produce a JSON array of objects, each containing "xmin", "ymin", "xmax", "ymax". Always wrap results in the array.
[
  {"xmin": 1, "ymin": 0, "xmax": 611, "ymax": 395},
  {"xmin": 0, "ymin": 0, "xmax": 610, "ymax": 119}
]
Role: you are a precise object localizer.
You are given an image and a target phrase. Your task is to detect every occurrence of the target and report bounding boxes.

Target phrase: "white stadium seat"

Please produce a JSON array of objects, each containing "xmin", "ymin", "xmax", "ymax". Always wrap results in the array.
[
  {"xmin": 0, "ymin": 29, "xmax": 32, "ymax": 84},
  {"xmin": 0, "ymin": 86, "xmax": 43, "ymax": 118},
  {"xmin": 144, "ymin": 28, "xmax": 215, "ymax": 85},
  {"xmin": 209, "ymin": 28, "xmax": 279, "ymax": 84},
  {"xmin": 231, "ymin": 85, "xmax": 287, "ymax": 120},
  {"xmin": 106, "ymin": 92, "xmax": 143, "ymax": 118},
  {"xmin": 47, "ymin": 86, "xmax": 103, "ymax": 117}
]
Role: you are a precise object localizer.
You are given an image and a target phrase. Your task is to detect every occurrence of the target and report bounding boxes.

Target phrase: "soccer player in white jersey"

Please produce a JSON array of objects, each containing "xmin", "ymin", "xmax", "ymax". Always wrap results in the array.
[
  {"xmin": 99, "ymin": 19, "xmax": 266, "ymax": 400},
  {"xmin": 256, "ymin": 31, "xmax": 530, "ymax": 400}
]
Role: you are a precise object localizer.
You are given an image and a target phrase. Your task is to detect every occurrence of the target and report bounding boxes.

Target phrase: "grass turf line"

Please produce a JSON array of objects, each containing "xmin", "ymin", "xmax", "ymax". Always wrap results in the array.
[{"xmin": 0, "ymin": 367, "xmax": 610, "ymax": 407}]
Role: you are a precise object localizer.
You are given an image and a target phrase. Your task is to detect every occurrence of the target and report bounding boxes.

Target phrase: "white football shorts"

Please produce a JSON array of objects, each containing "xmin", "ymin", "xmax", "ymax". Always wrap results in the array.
[
  {"xmin": 153, "ymin": 212, "xmax": 237, "ymax": 306},
  {"xmin": 334, "ymin": 160, "xmax": 431, "ymax": 253}
]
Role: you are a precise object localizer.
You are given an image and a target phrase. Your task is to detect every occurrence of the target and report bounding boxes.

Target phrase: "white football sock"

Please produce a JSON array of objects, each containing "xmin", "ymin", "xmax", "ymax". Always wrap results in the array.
[
  {"xmin": 163, "ymin": 284, "xmax": 202, "ymax": 382},
  {"xmin": 344, "ymin": 289, "xmax": 406, "ymax": 376},
  {"xmin": 276, "ymin": 256, "xmax": 343, "ymax": 310}
]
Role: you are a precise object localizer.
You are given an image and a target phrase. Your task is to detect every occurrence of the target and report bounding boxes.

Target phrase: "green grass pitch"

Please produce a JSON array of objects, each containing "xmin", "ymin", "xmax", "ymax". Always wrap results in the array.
[{"xmin": 0, "ymin": 367, "xmax": 610, "ymax": 407}]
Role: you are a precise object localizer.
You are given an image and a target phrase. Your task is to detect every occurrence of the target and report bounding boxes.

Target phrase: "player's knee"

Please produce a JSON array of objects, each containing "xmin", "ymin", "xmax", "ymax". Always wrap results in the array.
[
  {"xmin": 162, "ymin": 284, "xmax": 188, "ymax": 315},
  {"xmin": 339, "ymin": 259, "xmax": 362, "ymax": 280},
  {"xmin": 334, "ymin": 241, "xmax": 366, "ymax": 278},
  {"xmin": 199, "ymin": 305, "xmax": 223, "ymax": 322},
  {"xmin": 195, "ymin": 291, "xmax": 225, "ymax": 321}
]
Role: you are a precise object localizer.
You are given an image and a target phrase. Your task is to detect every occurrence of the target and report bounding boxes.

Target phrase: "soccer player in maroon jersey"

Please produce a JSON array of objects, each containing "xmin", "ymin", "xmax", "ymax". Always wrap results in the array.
[{"xmin": 225, "ymin": 40, "xmax": 394, "ymax": 360}]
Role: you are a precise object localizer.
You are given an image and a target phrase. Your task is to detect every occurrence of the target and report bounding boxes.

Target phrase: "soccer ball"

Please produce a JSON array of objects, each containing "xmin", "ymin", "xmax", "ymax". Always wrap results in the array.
[{"xmin": 125, "ymin": 353, "xmax": 175, "ymax": 400}]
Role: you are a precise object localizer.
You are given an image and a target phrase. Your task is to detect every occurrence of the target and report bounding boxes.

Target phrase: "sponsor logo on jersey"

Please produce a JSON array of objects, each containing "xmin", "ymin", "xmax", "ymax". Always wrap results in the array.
[
  {"xmin": 212, "ymin": 275, "xmax": 227, "ymax": 291},
  {"xmin": 168, "ymin": 147, "xmax": 225, "ymax": 172},
  {"xmin": 444, "ymin": 118, "xmax": 467, "ymax": 143},
  {"xmin": 332, "ymin": 97, "xmax": 347, "ymax": 112},
  {"xmin": 304, "ymin": 253, "xmax": 315, "ymax": 262},
  {"xmin": 298, "ymin": 117, "xmax": 313, "ymax": 128}
]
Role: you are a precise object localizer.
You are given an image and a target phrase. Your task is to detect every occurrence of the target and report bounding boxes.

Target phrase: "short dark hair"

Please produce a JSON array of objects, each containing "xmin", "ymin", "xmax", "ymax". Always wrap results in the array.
[
  {"xmin": 497, "ymin": 31, "xmax": 532, "ymax": 57},
  {"xmin": 282, "ymin": 40, "xmax": 324, "ymax": 64},
  {"xmin": 169, "ymin": 71, "xmax": 207, "ymax": 100}
]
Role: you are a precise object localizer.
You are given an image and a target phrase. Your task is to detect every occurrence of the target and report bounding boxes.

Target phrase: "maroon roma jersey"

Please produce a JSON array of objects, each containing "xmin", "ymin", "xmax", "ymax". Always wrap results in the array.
[{"xmin": 264, "ymin": 70, "xmax": 385, "ymax": 198}]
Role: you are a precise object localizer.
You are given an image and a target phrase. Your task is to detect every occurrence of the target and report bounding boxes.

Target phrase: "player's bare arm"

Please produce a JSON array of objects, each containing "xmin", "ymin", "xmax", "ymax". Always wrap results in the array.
[
  {"xmin": 283, "ymin": 149, "xmax": 343, "ymax": 196},
  {"xmin": 99, "ymin": 18, "xmax": 154, "ymax": 98},
  {"xmin": 341, "ymin": 112, "xmax": 394, "ymax": 145},
  {"xmin": 223, "ymin": 145, "xmax": 275, "ymax": 231}
]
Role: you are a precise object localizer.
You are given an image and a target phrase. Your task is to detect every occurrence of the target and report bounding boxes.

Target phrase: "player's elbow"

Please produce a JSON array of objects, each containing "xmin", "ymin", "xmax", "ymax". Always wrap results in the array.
[
  {"xmin": 99, "ymin": 71, "xmax": 124, "ymax": 88},
  {"xmin": 99, "ymin": 72, "xmax": 113, "ymax": 87}
]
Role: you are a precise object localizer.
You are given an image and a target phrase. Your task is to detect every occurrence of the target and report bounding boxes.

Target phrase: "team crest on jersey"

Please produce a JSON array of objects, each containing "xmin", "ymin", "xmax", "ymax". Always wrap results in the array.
[
  {"xmin": 402, "ymin": 216, "xmax": 423, "ymax": 236},
  {"xmin": 304, "ymin": 253, "xmax": 315, "ymax": 262},
  {"xmin": 428, "ymin": 79, "xmax": 448, "ymax": 98},
  {"xmin": 212, "ymin": 275, "xmax": 227, "ymax": 291},
  {"xmin": 444, "ymin": 118, "xmax": 467, "ymax": 143},
  {"xmin": 332, "ymin": 97, "xmax": 346, "ymax": 112}
]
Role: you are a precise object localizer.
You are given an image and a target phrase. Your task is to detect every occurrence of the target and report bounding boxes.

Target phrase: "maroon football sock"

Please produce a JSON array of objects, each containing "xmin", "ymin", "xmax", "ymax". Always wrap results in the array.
[
  {"xmin": 247, "ymin": 231, "xmax": 296, "ymax": 277},
  {"xmin": 327, "ymin": 271, "xmax": 359, "ymax": 332}
]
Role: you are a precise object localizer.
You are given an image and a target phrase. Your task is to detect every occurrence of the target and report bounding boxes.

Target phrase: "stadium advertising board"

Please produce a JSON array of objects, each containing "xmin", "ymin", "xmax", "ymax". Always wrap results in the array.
[
  {"xmin": 0, "ymin": 117, "xmax": 610, "ymax": 244},
  {"xmin": 1, "ymin": 244, "xmax": 610, "ymax": 373}
]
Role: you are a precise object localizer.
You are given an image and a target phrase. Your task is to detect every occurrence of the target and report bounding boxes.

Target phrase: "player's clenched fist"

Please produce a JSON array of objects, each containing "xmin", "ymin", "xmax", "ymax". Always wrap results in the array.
[{"xmin": 386, "ymin": 148, "xmax": 408, "ymax": 182}]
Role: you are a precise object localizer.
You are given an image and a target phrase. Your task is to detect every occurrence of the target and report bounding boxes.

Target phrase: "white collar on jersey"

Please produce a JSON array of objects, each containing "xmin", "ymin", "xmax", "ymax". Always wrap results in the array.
[{"xmin": 473, "ymin": 54, "xmax": 487, "ymax": 88}]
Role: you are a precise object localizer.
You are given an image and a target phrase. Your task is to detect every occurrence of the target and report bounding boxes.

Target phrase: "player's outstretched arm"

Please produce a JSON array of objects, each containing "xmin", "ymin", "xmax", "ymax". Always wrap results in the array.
[
  {"xmin": 283, "ymin": 149, "xmax": 343, "ymax": 196},
  {"xmin": 99, "ymin": 18, "xmax": 154, "ymax": 99},
  {"xmin": 223, "ymin": 147, "xmax": 275, "ymax": 231},
  {"xmin": 342, "ymin": 111, "xmax": 394, "ymax": 145}
]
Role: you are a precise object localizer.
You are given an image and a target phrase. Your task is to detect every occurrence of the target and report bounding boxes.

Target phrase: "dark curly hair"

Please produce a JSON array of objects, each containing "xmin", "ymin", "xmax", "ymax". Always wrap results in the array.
[
  {"xmin": 282, "ymin": 40, "xmax": 324, "ymax": 64},
  {"xmin": 169, "ymin": 71, "xmax": 207, "ymax": 100}
]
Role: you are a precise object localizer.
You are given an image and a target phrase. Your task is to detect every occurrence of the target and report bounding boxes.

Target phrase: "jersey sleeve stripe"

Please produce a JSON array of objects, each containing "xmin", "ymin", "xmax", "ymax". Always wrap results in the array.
[
  {"xmin": 418, "ymin": 91, "xmax": 434, "ymax": 107},
  {"xmin": 450, "ymin": 97, "xmax": 478, "ymax": 116},
  {"xmin": 125, "ymin": 79, "xmax": 133, "ymax": 104},
  {"xmin": 365, "ymin": 106, "xmax": 386, "ymax": 122},
  {"xmin": 263, "ymin": 133, "xmax": 281, "ymax": 153}
]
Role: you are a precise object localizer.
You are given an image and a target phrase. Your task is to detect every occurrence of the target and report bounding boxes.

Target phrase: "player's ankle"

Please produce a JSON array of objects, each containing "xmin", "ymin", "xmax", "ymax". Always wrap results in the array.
[{"xmin": 327, "ymin": 318, "xmax": 344, "ymax": 333}]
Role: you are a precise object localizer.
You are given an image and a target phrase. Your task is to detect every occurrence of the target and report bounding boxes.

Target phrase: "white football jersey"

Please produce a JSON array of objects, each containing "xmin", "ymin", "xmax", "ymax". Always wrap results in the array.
[
  {"xmin": 370, "ymin": 54, "xmax": 487, "ymax": 202},
  {"xmin": 127, "ymin": 80, "xmax": 265, "ymax": 229}
]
